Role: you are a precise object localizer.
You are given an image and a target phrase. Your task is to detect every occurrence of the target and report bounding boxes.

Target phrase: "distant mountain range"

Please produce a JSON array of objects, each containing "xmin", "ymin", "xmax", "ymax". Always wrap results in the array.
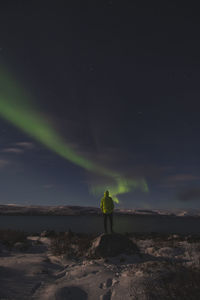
[{"xmin": 0, "ymin": 204, "xmax": 200, "ymax": 217}]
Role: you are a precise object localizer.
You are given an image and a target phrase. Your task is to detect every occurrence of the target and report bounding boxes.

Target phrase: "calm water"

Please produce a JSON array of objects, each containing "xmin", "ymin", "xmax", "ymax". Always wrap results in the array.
[{"xmin": 1, "ymin": 214, "xmax": 200, "ymax": 234}]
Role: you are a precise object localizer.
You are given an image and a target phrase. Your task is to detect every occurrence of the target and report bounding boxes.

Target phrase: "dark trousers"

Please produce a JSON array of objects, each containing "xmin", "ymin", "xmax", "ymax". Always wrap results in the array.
[{"xmin": 103, "ymin": 213, "xmax": 113, "ymax": 232}]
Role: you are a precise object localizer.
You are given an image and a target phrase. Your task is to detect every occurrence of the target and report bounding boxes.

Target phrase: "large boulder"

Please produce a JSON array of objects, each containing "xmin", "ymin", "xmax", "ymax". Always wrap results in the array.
[{"xmin": 86, "ymin": 233, "xmax": 139, "ymax": 258}]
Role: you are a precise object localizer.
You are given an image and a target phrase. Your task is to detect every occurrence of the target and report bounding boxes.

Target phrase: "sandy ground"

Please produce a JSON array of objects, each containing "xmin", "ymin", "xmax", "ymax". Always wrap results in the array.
[{"xmin": 0, "ymin": 234, "xmax": 200, "ymax": 300}]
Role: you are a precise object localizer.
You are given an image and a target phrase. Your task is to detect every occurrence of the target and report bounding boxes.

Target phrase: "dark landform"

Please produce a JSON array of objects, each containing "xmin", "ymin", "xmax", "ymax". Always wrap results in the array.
[{"xmin": 0, "ymin": 204, "xmax": 199, "ymax": 217}]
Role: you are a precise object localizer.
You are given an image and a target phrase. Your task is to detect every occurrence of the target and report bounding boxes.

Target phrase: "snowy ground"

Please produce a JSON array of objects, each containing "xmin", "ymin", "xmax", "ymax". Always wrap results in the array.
[{"xmin": 1, "ymin": 232, "xmax": 200, "ymax": 299}]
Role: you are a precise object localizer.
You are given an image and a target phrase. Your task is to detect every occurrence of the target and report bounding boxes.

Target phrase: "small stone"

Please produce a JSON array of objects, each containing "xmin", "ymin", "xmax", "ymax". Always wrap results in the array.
[
  {"xmin": 40, "ymin": 230, "xmax": 55, "ymax": 237},
  {"xmin": 173, "ymin": 234, "xmax": 179, "ymax": 239},
  {"xmin": 112, "ymin": 279, "xmax": 118, "ymax": 285},
  {"xmin": 99, "ymin": 283, "xmax": 103, "ymax": 289},
  {"xmin": 100, "ymin": 289, "xmax": 112, "ymax": 300},
  {"xmin": 105, "ymin": 278, "xmax": 113, "ymax": 288},
  {"xmin": 14, "ymin": 242, "xmax": 28, "ymax": 250}
]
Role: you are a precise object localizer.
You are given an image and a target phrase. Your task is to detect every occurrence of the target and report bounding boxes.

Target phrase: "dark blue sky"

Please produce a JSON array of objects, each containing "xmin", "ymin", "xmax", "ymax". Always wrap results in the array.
[{"xmin": 1, "ymin": 1, "xmax": 200, "ymax": 209}]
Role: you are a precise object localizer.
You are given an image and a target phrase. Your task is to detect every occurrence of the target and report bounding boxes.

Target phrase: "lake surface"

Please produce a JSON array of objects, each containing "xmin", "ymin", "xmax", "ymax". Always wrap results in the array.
[{"xmin": 1, "ymin": 214, "xmax": 200, "ymax": 234}]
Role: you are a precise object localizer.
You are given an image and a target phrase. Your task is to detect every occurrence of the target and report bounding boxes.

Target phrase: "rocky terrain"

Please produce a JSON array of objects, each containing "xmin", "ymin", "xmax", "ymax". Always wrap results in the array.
[{"xmin": 1, "ymin": 229, "xmax": 200, "ymax": 299}]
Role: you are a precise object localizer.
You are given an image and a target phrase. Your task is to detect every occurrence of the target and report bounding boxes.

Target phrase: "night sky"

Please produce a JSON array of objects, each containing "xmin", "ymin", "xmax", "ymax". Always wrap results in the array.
[{"xmin": 1, "ymin": 1, "xmax": 200, "ymax": 210}]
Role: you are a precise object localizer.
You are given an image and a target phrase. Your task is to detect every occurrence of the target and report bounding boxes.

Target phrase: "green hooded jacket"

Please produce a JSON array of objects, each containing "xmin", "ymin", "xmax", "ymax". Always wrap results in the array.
[{"xmin": 100, "ymin": 191, "xmax": 114, "ymax": 214}]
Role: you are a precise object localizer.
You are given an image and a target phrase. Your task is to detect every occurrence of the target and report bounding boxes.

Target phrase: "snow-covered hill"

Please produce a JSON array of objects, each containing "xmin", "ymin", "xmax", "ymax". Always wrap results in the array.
[{"xmin": 0, "ymin": 204, "xmax": 200, "ymax": 217}]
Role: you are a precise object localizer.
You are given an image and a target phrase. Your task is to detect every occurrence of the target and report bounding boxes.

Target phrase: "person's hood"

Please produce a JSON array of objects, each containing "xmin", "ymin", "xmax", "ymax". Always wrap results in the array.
[{"xmin": 104, "ymin": 190, "xmax": 109, "ymax": 197}]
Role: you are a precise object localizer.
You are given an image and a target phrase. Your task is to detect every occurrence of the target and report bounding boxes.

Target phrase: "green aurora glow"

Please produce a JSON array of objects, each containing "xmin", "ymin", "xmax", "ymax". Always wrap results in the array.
[{"xmin": 0, "ymin": 67, "xmax": 149, "ymax": 203}]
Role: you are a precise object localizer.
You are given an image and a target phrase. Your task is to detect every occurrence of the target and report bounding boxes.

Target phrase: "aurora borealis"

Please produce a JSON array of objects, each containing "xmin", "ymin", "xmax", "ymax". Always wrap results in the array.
[{"xmin": 0, "ymin": 66, "xmax": 148, "ymax": 203}]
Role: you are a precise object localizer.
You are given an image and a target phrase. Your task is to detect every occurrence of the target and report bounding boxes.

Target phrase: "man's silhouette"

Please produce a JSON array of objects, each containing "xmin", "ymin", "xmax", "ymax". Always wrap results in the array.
[{"xmin": 100, "ymin": 190, "xmax": 114, "ymax": 234}]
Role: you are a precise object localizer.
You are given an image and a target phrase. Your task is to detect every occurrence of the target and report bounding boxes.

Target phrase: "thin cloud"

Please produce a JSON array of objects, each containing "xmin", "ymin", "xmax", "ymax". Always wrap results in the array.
[
  {"xmin": 1, "ymin": 142, "xmax": 35, "ymax": 155},
  {"xmin": 167, "ymin": 174, "xmax": 200, "ymax": 182},
  {"xmin": 177, "ymin": 188, "xmax": 200, "ymax": 201},
  {"xmin": 1, "ymin": 148, "xmax": 24, "ymax": 154},
  {"xmin": 159, "ymin": 173, "xmax": 200, "ymax": 189},
  {"xmin": 15, "ymin": 142, "xmax": 35, "ymax": 149}
]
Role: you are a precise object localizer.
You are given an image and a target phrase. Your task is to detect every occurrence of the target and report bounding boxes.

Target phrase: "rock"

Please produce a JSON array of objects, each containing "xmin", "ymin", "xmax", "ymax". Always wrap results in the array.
[
  {"xmin": 157, "ymin": 246, "xmax": 184, "ymax": 257},
  {"xmin": 55, "ymin": 286, "xmax": 87, "ymax": 299},
  {"xmin": 14, "ymin": 242, "xmax": 28, "ymax": 251},
  {"xmin": 40, "ymin": 230, "xmax": 47, "ymax": 237},
  {"xmin": 29, "ymin": 232, "xmax": 40, "ymax": 237},
  {"xmin": 0, "ymin": 242, "xmax": 4, "ymax": 252},
  {"xmin": 64, "ymin": 228, "xmax": 74, "ymax": 239},
  {"xmin": 99, "ymin": 283, "xmax": 103, "ymax": 289},
  {"xmin": 172, "ymin": 234, "xmax": 179, "ymax": 239},
  {"xmin": 0, "ymin": 242, "xmax": 9, "ymax": 255},
  {"xmin": 0, "ymin": 241, "xmax": 8, "ymax": 254},
  {"xmin": 87, "ymin": 233, "xmax": 140, "ymax": 258},
  {"xmin": 105, "ymin": 278, "xmax": 113, "ymax": 288},
  {"xmin": 168, "ymin": 234, "xmax": 179, "ymax": 240},
  {"xmin": 40, "ymin": 230, "xmax": 56, "ymax": 237},
  {"xmin": 100, "ymin": 289, "xmax": 112, "ymax": 300}
]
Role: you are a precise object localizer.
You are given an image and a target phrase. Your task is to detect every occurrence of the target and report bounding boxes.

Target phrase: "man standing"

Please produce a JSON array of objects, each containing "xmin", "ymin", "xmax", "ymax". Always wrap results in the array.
[{"xmin": 100, "ymin": 190, "xmax": 114, "ymax": 234}]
